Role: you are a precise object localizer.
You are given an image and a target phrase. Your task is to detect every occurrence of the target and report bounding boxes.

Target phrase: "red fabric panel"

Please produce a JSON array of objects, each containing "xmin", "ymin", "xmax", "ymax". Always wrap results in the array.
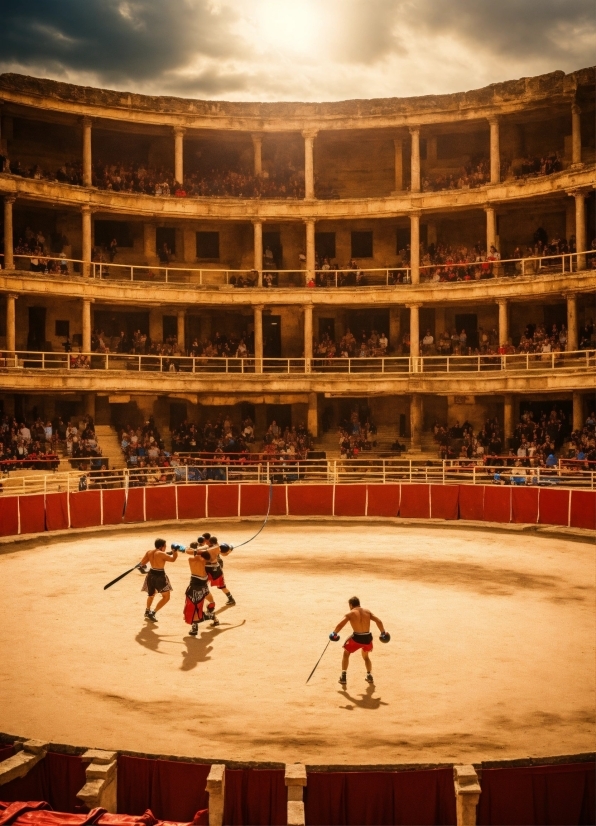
[
  {"xmin": 0, "ymin": 801, "xmax": 201, "ymax": 826},
  {"xmin": 18, "ymin": 495, "xmax": 46, "ymax": 535},
  {"xmin": 0, "ymin": 745, "xmax": 15, "ymax": 762},
  {"xmin": 477, "ymin": 762, "xmax": 595, "ymax": 826},
  {"xmin": 69, "ymin": 492, "xmax": 101, "ymax": 529},
  {"xmin": 287, "ymin": 485, "xmax": 333, "ymax": 516},
  {"xmin": 333, "ymin": 485, "xmax": 367, "ymax": 517},
  {"xmin": 304, "ymin": 768, "xmax": 456, "ymax": 826},
  {"xmin": 116, "ymin": 755, "xmax": 209, "ymax": 822},
  {"xmin": 458, "ymin": 485, "xmax": 485, "ymax": 520},
  {"xmin": 538, "ymin": 488, "xmax": 570, "ymax": 526},
  {"xmin": 483, "ymin": 487, "xmax": 511, "ymax": 523},
  {"xmin": 145, "ymin": 487, "xmax": 177, "ymax": 522},
  {"xmin": 366, "ymin": 485, "xmax": 400, "ymax": 517},
  {"xmin": 239, "ymin": 485, "xmax": 287, "ymax": 517},
  {"xmin": 207, "ymin": 485, "xmax": 239, "ymax": 518},
  {"xmin": 399, "ymin": 485, "xmax": 430, "ymax": 519},
  {"xmin": 0, "ymin": 497, "xmax": 19, "ymax": 537},
  {"xmin": 44, "ymin": 493, "xmax": 69, "ymax": 531},
  {"xmin": 101, "ymin": 490, "xmax": 126, "ymax": 526},
  {"xmin": 0, "ymin": 753, "xmax": 86, "ymax": 814},
  {"xmin": 176, "ymin": 486, "xmax": 207, "ymax": 520},
  {"xmin": 223, "ymin": 769, "xmax": 286, "ymax": 826},
  {"xmin": 570, "ymin": 490, "xmax": 596, "ymax": 530},
  {"xmin": 511, "ymin": 487, "xmax": 539, "ymax": 524},
  {"xmin": 123, "ymin": 488, "xmax": 145, "ymax": 524},
  {"xmin": 430, "ymin": 486, "xmax": 459, "ymax": 520}
]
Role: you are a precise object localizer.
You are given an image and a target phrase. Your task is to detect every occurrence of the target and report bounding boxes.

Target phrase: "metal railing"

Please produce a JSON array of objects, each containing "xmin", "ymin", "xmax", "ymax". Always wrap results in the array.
[
  {"xmin": 1, "ymin": 349, "xmax": 594, "ymax": 375},
  {"xmin": 419, "ymin": 250, "xmax": 593, "ymax": 281}
]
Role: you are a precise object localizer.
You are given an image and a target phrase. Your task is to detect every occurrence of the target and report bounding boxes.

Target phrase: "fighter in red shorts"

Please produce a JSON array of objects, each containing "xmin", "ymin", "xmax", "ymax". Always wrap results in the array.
[
  {"xmin": 329, "ymin": 596, "xmax": 389, "ymax": 685},
  {"xmin": 203, "ymin": 536, "xmax": 235, "ymax": 625}
]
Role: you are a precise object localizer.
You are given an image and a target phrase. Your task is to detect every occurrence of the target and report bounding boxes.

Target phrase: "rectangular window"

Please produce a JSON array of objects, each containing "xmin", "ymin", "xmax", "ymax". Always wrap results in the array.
[
  {"xmin": 163, "ymin": 315, "xmax": 177, "ymax": 340},
  {"xmin": 55, "ymin": 320, "xmax": 70, "ymax": 338},
  {"xmin": 156, "ymin": 227, "xmax": 176, "ymax": 255},
  {"xmin": 315, "ymin": 232, "xmax": 336, "ymax": 259},
  {"xmin": 94, "ymin": 220, "xmax": 133, "ymax": 248},
  {"xmin": 196, "ymin": 231, "xmax": 220, "ymax": 260},
  {"xmin": 396, "ymin": 228, "xmax": 409, "ymax": 253},
  {"xmin": 351, "ymin": 231, "xmax": 373, "ymax": 259}
]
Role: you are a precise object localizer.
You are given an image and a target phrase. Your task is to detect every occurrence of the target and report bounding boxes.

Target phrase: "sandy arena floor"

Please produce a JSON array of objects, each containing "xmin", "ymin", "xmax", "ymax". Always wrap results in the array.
[{"xmin": 0, "ymin": 521, "xmax": 594, "ymax": 765}]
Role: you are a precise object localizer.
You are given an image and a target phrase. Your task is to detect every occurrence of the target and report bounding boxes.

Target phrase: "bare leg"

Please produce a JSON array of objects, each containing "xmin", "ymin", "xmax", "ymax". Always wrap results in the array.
[
  {"xmin": 362, "ymin": 650, "xmax": 372, "ymax": 673},
  {"xmin": 146, "ymin": 595, "xmax": 154, "ymax": 610},
  {"xmin": 153, "ymin": 591, "xmax": 170, "ymax": 613},
  {"xmin": 342, "ymin": 650, "xmax": 350, "ymax": 671}
]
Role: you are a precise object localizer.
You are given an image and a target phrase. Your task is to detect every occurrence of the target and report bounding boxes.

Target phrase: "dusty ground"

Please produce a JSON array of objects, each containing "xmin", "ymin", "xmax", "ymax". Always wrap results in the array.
[{"xmin": 0, "ymin": 521, "xmax": 593, "ymax": 765}]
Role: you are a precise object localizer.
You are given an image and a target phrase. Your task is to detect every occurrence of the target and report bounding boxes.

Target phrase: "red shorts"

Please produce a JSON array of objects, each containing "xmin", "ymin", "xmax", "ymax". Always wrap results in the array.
[
  {"xmin": 343, "ymin": 633, "xmax": 373, "ymax": 654},
  {"xmin": 207, "ymin": 571, "xmax": 226, "ymax": 589},
  {"xmin": 184, "ymin": 595, "xmax": 205, "ymax": 625}
]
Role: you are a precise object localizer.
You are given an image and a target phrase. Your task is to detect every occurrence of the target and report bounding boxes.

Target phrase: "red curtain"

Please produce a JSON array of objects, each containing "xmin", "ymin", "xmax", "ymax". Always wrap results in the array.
[
  {"xmin": 0, "ymin": 752, "xmax": 86, "ymax": 814},
  {"xmin": 69, "ymin": 492, "xmax": 102, "ymax": 529},
  {"xmin": 145, "ymin": 487, "xmax": 177, "ymax": 522},
  {"xmin": 44, "ymin": 493, "xmax": 69, "ymax": 531},
  {"xmin": 538, "ymin": 489, "xmax": 570, "ymax": 526},
  {"xmin": 116, "ymin": 756, "xmax": 209, "ymax": 823},
  {"xmin": 0, "ymin": 497, "xmax": 19, "ymax": 537},
  {"xmin": 18, "ymin": 495, "xmax": 46, "ymax": 535},
  {"xmin": 569, "ymin": 490, "xmax": 596, "ymax": 530},
  {"xmin": 477, "ymin": 761, "xmax": 595, "ymax": 826},
  {"xmin": 458, "ymin": 485, "xmax": 484, "ymax": 521},
  {"xmin": 399, "ymin": 485, "xmax": 430, "ymax": 519},
  {"xmin": 287, "ymin": 485, "xmax": 334, "ymax": 516},
  {"xmin": 223, "ymin": 769, "xmax": 286, "ymax": 826},
  {"xmin": 334, "ymin": 485, "xmax": 367, "ymax": 517},
  {"xmin": 0, "ymin": 801, "xmax": 207, "ymax": 826},
  {"xmin": 176, "ymin": 486, "xmax": 207, "ymax": 520},
  {"xmin": 483, "ymin": 487, "xmax": 511, "ymax": 523},
  {"xmin": 207, "ymin": 485, "xmax": 239, "ymax": 518},
  {"xmin": 123, "ymin": 488, "xmax": 145, "ymax": 524},
  {"xmin": 511, "ymin": 487, "xmax": 539, "ymax": 524},
  {"xmin": 430, "ymin": 486, "xmax": 459, "ymax": 520},
  {"xmin": 304, "ymin": 768, "xmax": 456, "ymax": 826},
  {"xmin": 240, "ymin": 485, "xmax": 287, "ymax": 517},
  {"xmin": 101, "ymin": 490, "xmax": 126, "ymax": 526},
  {"xmin": 366, "ymin": 485, "xmax": 400, "ymax": 517}
]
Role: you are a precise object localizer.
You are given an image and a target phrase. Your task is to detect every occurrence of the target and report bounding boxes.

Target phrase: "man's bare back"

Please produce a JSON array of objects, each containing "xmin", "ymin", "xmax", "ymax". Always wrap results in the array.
[
  {"xmin": 140, "ymin": 547, "xmax": 177, "ymax": 570},
  {"xmin": 344, "ymin": 606, "xmax": 377, "ymax": 634}
]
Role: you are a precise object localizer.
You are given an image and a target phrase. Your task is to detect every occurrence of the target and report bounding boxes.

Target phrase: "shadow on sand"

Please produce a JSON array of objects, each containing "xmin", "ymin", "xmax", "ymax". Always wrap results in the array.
[
  {"xmin": 180, "ymin": 619, "xmax": 246, "ymax": 671},
  {"xmin": 338, "ymin": 683, "xmax": 389, "ymax": 711}
]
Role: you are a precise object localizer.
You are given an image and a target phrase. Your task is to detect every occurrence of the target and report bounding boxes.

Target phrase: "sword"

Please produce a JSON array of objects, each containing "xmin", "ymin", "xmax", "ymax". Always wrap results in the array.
[{"xmin": 306, "ymin": 639, "xmax": 332, "ymax": 684}]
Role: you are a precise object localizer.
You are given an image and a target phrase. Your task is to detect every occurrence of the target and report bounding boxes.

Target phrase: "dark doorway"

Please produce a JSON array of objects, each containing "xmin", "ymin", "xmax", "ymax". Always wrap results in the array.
[
  {"xmin": 187, "ymin": 315, "xmax": 202, "ymax": 349},
  {"xmin": 396, "ymin": 227, "xmax": 409, "ymax": 254},
  {"xmin": 55, "ymin": 399, "xmax": 78, "ymax": 423},
  {"xmin": 240, "ymin": 402, "xmax": 256, "ymax": 423},
  {"xmin": 543, "ymin": 304, "xmax": 567, "ymax": 333},
  {"xmin": 94, "ymin": 220, "xmax": 133, "ymax": 249},
  {"xmin": 399, "ymin": 413, "xmax": 407, "ymax": 437},
  {"xmin": 420, "ymin": 307, "xmax": 436, "ymax": 339},
  {"xmin": 93, "ymin": 310, "xmax": 149, "ymax": 340},
  {"xmin": 156, "ymin": 227, "xmax": 176, "ymax": 256},
  {"xmin": 346, "ymin": 309, "xmax": 390, "ymax": 340},
  {"xmin": 27, "ymin": 307, "xmax": 47, "ymax": 350},
  {"xmin": 454, "ymin": 313, "xmax": 478, "ymax": 350},
  {"xmin": 266, "ymin": 404, "xmax": 291, "ymax": 432},
  {"xmin": 351, "ymin": 231, "xmax": 373, "ymax": 259},
  {"xmin": 170, "ymin": 402, "xmax": 187, "ymax": 430},
  {"xmin": 263, "ymin": 231, "xmax": 282, "ymax": 268},
  {"xmin": 315, "ymin": 232, "xmax": 336, "ymax": 260},
  {"xmin": 163, "ymin": 315, "xmax": 177, "ymax": 340},
  {"xmin": 263, "ymin": 314, "xmax": 282, "ymax": 357},
  {"xmin": 318, "ymin": 318, "xmax": 335, "ymax": 340}
]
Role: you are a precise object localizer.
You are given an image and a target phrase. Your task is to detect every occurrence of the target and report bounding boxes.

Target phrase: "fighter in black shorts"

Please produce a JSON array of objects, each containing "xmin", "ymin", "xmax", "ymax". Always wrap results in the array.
[{"xmin": 139, "ymin": 538, "xmax": 179, "ymax": 622}]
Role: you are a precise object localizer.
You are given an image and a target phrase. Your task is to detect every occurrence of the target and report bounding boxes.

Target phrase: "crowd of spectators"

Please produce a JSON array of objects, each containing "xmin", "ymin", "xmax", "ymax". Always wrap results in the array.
[
  {"xmin": 505, "ymin": 151, "xmax": 563, "ymax": 179},
  {"xmin": 88, "ymin": 328, "xmax": 254, "ymax": 362},
  {"xmin": 564, "ymin": 414, "xmax": 596, "ymax": 467},
  {"xmin": 261, "ymin": 420, "xmax": 313, "ymax": 461},
  {"xmin": 421, "ymin": 159, "xmax": 490, "ymax": 192},
  {"xmin": 336, "ymin": 410, "xmax": 379, "ymax": 458},
  {"xmin": 12, "ymin": 227, "xmax": 69, "ymax": 274},
  {"xmin": 314, "ymin": 327, "xmax": 389, "ymax": 360},
  {"xmin": 0, "ymin": 413, "xmax": 102, "ymax": 471}
]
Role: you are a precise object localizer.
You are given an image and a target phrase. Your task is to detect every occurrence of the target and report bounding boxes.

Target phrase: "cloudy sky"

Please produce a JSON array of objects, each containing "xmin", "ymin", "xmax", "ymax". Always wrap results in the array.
[{"xmin": 0, "ymin": 0, "xmax": 594, "ymax": 102}]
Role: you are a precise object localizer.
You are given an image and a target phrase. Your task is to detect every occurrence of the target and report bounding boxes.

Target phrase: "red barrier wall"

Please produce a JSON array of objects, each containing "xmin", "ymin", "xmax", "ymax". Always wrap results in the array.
[
  {"xmin": 570, "ymin": 490, "xmax": 596, "ymax": 531},
  {"xmin": 0, "ymin": 496, "xmax": 19, "ymax": 537},
  {"xmin": 240, "ymin": 484, "xmax": 287, "ymax": 517},
  {"xmin": 123, "ymin": 488, "xmax": 145, "ymax": 523},
  {"xmin": 44, "ymin": 492, "xmax": 69, "ymax": 531},
  {"xmin": 366, "ymin": 485, "xmax": 400, "ymax": 517},
  {"xmin": 538, "ymin": 488, "xmax": 570, "ymax": 526},
  {"xmin": 511, "ymin": 487, "xmax": 539, "ymax": 525},
  {"xmin": 117, "ymin": 755, "xmax": 210, "ymax": 822},
  {"xmin": 483, "ymin": 487, "xmax": 511, "ymax": 523},
  {"xmin": 19, "ymin": 495, "xmax": 46, "ymax": 535},
  {"xmin": 458, "ymin": 485, "xmax": 484, "ymax": 521},
  {"xmin": 69, "ymin": 491, "xmax": 101, "ymax": 529},
  {"xmin": 176, "ymin": 485, "xmax": 207, "ymax": 520},
  {"xmin": 0, "ymin": 752, "xmax": 86, "ymax": 814},
  {"xmin": 399, "ymin": 484, "xmax": 430, "ymax": 519},
  {"xmin": 430, "ymin": 485, "xmax": 459, "ymax": 520},
  {"xmin": 208, "ymin": 484, "xmax": 239, "ymax": 517},
  {"xmin": 224, "ymin": 769, "xmax": 286, "ymax": 826},
  {"xmin": 145, "ymin": 486, "xmax": 177, "ymax": 521},
  {"xmin": 102, "ymin": 489, "xmax": 126, "ymax": 526},
  {"xmin": 288, "ymin": 485, "xmax": 334, "ymax": 516},
  {"xmin": 334, "ymin": 485, "xmax": 367, "ymax": 517}
]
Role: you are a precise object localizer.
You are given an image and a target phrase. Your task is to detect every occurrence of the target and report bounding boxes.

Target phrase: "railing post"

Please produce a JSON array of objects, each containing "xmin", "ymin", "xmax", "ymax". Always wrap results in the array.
[
  {"xmin": 473, "ymin": 465, "xmax": 476, "ymax": 485},
  {"xmin": 453, "ymin": 765, "xmax": 481, "ymax": 826},
  {"xmin": 105, "ymin": 353, "xmax": 108, "ymax": 370},
  {"xmin": 285, "ymin": 764, "xmax": 307, "ymax": 826},
  {"xmin": 206, "ymin": 764, "xmax": 225, "ymax": 826},
  {"xmin": 165, "ymin": 268, "xmax": 168, "ymax": 283},
  {"xmin": 409, "ymin": 461, "xmax": 412, "ymax": 483}
]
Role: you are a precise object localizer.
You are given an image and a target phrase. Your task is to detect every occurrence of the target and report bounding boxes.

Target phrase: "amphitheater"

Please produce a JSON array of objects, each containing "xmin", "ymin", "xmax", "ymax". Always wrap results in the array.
[{"xmin": 0, "ymin": 68, "xmax": 594, "ymax": 826}]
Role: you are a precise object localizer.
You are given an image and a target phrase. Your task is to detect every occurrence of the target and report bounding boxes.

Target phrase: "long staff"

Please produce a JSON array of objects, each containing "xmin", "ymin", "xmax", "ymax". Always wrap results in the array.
[
  {"xmin": 233, "ymin": 482, "xmax": 273, "ymax": 548},
  {"xmin": 306, "ymin": 640, "xmax": 331, "ymax": 684},
  {"xmin": 103, "ymin": 563, "xmax": 141, "ymax": 590}
]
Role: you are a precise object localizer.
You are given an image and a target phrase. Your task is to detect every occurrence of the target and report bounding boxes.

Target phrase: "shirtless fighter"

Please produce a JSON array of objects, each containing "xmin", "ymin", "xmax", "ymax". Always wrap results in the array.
[
  {"xmin": 330, "ymin": 596, "xmax": 390, "ymax": 685},
  {"xmin": 182, "ymin": 544, "xmax": 213, "ymax": 636},
  {"xmin": 203, "ymin": 536, "xmax": 235, "ymax": 623},
  {"xmin": 139, "ymin": 539, "xmax": 179, "ymax": 622}
]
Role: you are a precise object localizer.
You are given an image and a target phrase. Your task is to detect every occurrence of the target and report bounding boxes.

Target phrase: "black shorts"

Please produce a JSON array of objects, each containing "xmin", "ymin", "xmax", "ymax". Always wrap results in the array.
[{"xmin": 142, "ymin": 569, "xmax": 172, "ymax": 596}]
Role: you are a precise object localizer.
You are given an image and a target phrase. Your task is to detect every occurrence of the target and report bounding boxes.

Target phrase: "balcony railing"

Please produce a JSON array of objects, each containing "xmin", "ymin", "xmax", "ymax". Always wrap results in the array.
[{"xmin": 1, "ymin": 350, "xmax": 594, "ymax": 375}]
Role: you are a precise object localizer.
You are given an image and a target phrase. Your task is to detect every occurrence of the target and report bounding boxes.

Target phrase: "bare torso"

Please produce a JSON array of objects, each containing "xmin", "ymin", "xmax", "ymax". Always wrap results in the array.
[
  {"xmin": 143, "ymin": 548, "xmax": 173, "ymax": 570},
  {"xmin": 346, "ymin": 607, "xmax": 373, "ymax": 633},
  {"xmin": 188, "ymin": 552, "xmax": 208, "ymax": 577}
]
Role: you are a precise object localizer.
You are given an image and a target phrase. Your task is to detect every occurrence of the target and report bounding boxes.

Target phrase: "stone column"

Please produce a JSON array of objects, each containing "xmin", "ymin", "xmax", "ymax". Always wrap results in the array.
[
  {"xmin": 485, "ymin": 205, "xmax": 497, "ymax": 252},
  {"xmin": 408, "ymin": 303, "xmax": 420, "ymax": 362},
  {"xmin": 504, "ymin": 393, "xmax": 513, "ymax": 445},
  {"xmin": 410, "ymin": 393, "xmax": 422, "ymax": 450},
  {"xmin": 302, "ymin": 129, "xmax": 318, "ymax": 199},
  {"xmin": 253, "ymin": 304, "xmax": 263, "ymax": 372},
  {"xmin": 252, "ymin": 133, "xmax": 263, "ymax": 176},
  {"xmin": 177, "ymin": 310, "xmax": 185, "ymax": 351},
  {"xmin": 453, "ymin": 765, "xmax": 481, "ymax": 826},
  {"xmin": 253, "ymin": 219, "xmax": 263, "ymax": 285},
  {"xmin": 573, "ymin": 391, "xmax": 583, "ymax": 432},
  {"xmin": 566, "ymin": 292, "xmax": 578, "ymax": 350},
  {"xmin": 409, "ymin": 127, "xmax": 421, "ymax": 192},
  {"xmin": 77, "ymin": 750, "xmax": 117, "ymax": 813},
  {"xmin": 6, "ymin": 293, "xmax": 17, "ymax": 352},
  {"xmin": 174, "ymin": 127, "xmax": 185, "ymax": 184},
  {"xmin": 143, "ymin": 222, "xmax": 156, "ymax": 262},
  {"xmin": 3, "ymin": 195, "xmax": 15, "ymax": 270},
  {"xmin": 307, "ymin": 393, "xmax": 318, "ymax": 438},
  {"xmin": 393, "ymin": 137, "xmax": 403, "ymax": 192},
  {"xmin": 82, "ymin": 117, "xmax": 93, "ymax": 187},
  {"xmin": 497, "ymin": 299, "xmax": 508, "ymax": 346},
  {"xmin": 82, "ymin": 298, "xmax": 92, "ymax": 352},
  {"xmin": 389, "ymin": 307, "xmax": 401, "ymax": 350},
  {"xmin": 206, "ymin": 764, "xmax": 225, "ymax": 826},
  {"xmin": 81, "ymin": 205, "xmax": 92, "ymax": 277},
  {"xmin": 84, "ymin": 393, "xmax": 96, "ymax": 420},
  {"xmin": 574, "ymin": 190, "xmax": 587, "ymax": 269},
  {"xmin": 488, "ymin": 116, "xmax": 500, "ymax": 183},
  {"xmin": 571, "ymin": 104, "xmax": 582, "ymax": 166},
  {"xmin": 305, "ymin": 218, "xmax": 316, "ymax": 283},
  {"xmin": 304, "ymin": 304, "xmax": 313, "ymax": 369},
  {"xmin": 410, "ymin": 212, "xmax": 420, "ymax": 284},
  {"xmin": 285, "ymin": 763, "xmax": 307, "ymax": 826}
]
